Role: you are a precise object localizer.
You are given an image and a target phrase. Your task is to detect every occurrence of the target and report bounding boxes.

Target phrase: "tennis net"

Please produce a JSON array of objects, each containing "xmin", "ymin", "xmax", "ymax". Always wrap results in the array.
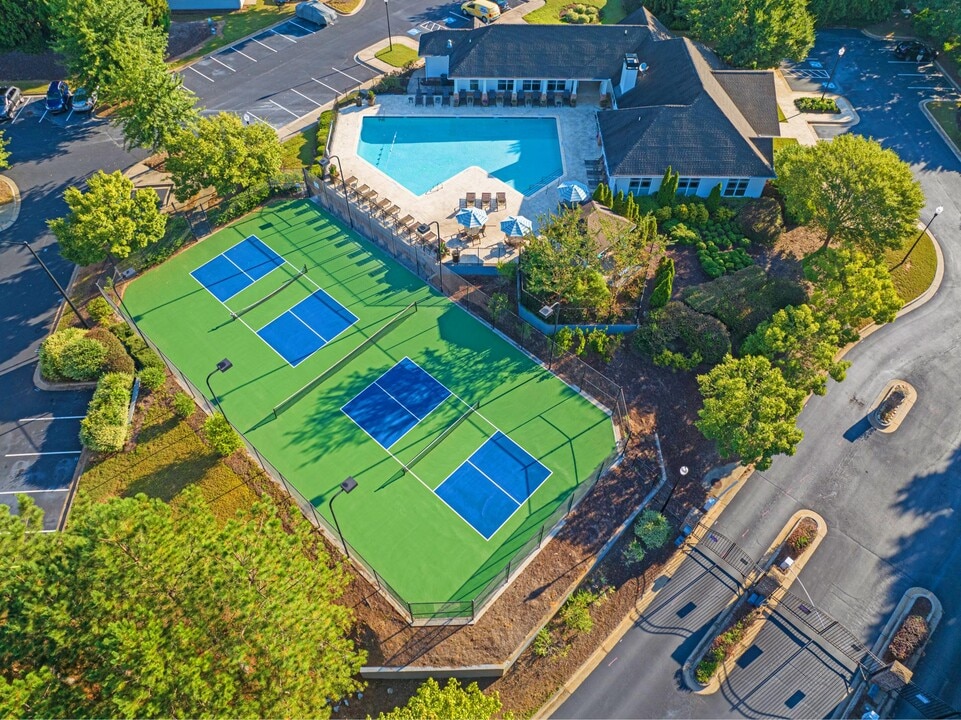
[
  {"xmin": 231, "ymin": 265, "xmax": 307, "ymax": 319},
  {"xmin": 403, "ymin": 400, "xmax": 479, "ymax": 474},
  {"xmin": 272, "ymin": 301, "xmax": 417, "ymax": 417}
]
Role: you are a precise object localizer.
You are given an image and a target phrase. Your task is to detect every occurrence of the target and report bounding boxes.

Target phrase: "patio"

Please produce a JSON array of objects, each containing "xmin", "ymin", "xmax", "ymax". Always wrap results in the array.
[{"xmin": 325, "ymin": 93, "xmax": 601, "ymax": 266}]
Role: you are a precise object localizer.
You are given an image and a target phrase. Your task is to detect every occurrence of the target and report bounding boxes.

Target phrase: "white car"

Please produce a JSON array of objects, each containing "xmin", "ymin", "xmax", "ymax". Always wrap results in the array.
[{"xmin": 71, "ymin": 87, "xmax": 97, "ymax": 113}]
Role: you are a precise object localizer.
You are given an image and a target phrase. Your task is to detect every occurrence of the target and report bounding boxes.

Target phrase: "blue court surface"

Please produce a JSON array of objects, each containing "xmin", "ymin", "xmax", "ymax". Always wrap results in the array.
[
  {"xmin": 342, "ymin": 357, "xmax": 452, "ymax": 448},
  {"xmin": 257, "ymin": 289, "xmax": 358, "ymax": 366},
  {"xmin": 435, "ymin": 432, "xmax": 552, "ymax": 540},
  {"xmin": 191, "ymin": 235, "xmax": 285, "ymax": 302}
]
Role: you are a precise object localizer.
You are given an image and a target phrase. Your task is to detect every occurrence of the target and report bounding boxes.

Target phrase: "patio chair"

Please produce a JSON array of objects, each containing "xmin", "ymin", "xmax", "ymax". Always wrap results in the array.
[
  {"xmin": 562, "ymin": 90, "xmax": 571, "ymax": 105},
  {"xmin": 458, "ymin": 90, "xmax": 467, "ymax": 106},
  {"xmin": 546, "ymin": 91, "xmax": 555, "ymax": 106},
  {"xmin": 554, "ymin": 93, "xmax": 563, "ymax": 107},
  {"xmin": 442, "ymin": 93, "xmax": 451, "ymax": 106},
  {"xmin": 481, "ymin": 192, "xmax": 491, "ymax": 209},
  {"xmin": 516, "ymin": 90, "xmax": 525, "ymax": 106},
  {"xmin": 496, "ymin": 191, "xmax": 507, "ymax": 209},
  {"xmin": 466, "ymin": 192, "xmax": 476, "ymax": 208},
  {"xmin": 415, "ymin": 93, "xmax": 423, "ymax": 106},
  {"xmin": 490, "ymin": 196, "xmax": 498, "ymax": 212},
  {"xmin": 496, "ymin": 90, "xmax": 505, "ymax": 106},
  {"xmin": 539, "ymin": 92, "xmax": 548, "ymax": 106},
  {"xmin": 459, "ymin": 197, "xmax": 468, "ymax": 210},
  {"xmin": 345, "ymin": 176, "xmax": 358, "ymax": 188},
  {"xmin": 473, "ymin": 90, "xmax": 482, "ymax": 106}
]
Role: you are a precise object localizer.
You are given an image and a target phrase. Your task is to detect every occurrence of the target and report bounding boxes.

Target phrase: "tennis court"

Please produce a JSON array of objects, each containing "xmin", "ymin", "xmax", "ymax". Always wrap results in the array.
[{"xmin": 122, "ymin": 199, "xmax": 617, "ymax": 610}]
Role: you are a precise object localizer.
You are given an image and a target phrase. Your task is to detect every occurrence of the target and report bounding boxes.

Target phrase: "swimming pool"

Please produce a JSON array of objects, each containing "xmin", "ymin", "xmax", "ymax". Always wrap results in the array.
[{"xmin": 357, "ymin": 116, "xmax": 564, "ymax": 196}]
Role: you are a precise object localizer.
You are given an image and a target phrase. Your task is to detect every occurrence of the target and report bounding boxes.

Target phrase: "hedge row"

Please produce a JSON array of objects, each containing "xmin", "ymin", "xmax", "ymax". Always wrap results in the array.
[
  {"xmin": 39, "ymin": 327, "xmax": 135, "ymax": 382},
  {"xmin": 79, "ymin": 372, "xmax": 134, "ymax": 453}
]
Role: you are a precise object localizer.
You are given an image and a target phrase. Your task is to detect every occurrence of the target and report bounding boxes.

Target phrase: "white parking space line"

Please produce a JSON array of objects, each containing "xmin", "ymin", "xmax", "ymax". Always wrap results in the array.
[
  {"xmin": 899, "ymin": 73, "xmax": 938, "ymax": 77},
  {"xmin": 269, "ymin": 99, "xmax": 300, "ymax": 117},
  {"xmin": 331, "ymin": 67, "xmax": 362, "ymax": 84},
  {"xmin": 38, "ymin": 109, "xmax": 48, "ymax": 123},
  {"xmin": 209, "ymin": 55, "xmax": 236, "ymax": 71},
  {"xmin": 5, "ymin": 451, "xmax": 82, "ymax": 457},
  {"xmin": 19, "ymin": 416, "xmax": 85, "ymax": 422},
  {"xmin": 230, "ymin": 47, "xmax": 258, "ymax": 62},
  {"xmin": 251, "ymin": 37, "xmax": 278, "ymax": 52},
  {"xmin": 188, "ymin": 65, "xmax": 215, "ymax": 82},
  {"xmin": 312, "ymin": 77, "xmax": 340, "ymax": 93},
  {"xmin": 910, "ymin": 86, "xmax": 956, "ymax": 91},
  {"xmin": 287, "ymin": 19, "xmax": 314, "ymax": 33},
  {"xmin": 289, "ymin": 88, "xmax": 322, "ymax": 105},
  {"xmin": 269, "ymin": 28, "xmax": 298, "ymax": 43},
  {"xmin": 0, "ymin": 488, "xmax": 70, "ymax": 495},
  {"xmin": 245, "ymin": 111, "xmax": 271, "ymax": 125}
]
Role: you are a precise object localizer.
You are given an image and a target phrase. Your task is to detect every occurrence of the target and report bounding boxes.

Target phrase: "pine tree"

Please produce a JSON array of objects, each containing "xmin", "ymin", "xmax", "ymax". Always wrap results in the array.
[{"xmin": 656, "ymin": 166, "xmax": 679, "ymax": 206}]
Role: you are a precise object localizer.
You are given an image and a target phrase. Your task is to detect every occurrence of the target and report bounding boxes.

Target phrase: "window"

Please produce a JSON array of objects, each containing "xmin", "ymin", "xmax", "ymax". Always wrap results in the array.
[
  {"xmin": 469, "ymin": 79, "xmax": 480, "ymax": 91},
  {"xmin": 546, "ymin": 80, "xmax": 565, "ymax": 92},
  {"xmin": 497, "ymin": 79, "xmax": 512, "ymax": 92},
  {"xmin": 676, "ymin": 177, "xmax": 701, "ymax": 196},
  {"xmin": 628, "ymin": 178, "xmax": 653, "ymax": 195},
  {"xmin": 723, "ymin": 178, "xmax": 750, "ymax": 197},
  {"xmin": 522, "ymin": 79, "xmax": 539, "ymax": 92}
]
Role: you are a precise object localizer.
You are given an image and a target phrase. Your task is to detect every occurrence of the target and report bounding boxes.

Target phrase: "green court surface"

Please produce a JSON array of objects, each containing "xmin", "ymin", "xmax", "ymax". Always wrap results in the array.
[{"xmin": 123, "ymin": 199, "xmax": 617, "ymax": 608}]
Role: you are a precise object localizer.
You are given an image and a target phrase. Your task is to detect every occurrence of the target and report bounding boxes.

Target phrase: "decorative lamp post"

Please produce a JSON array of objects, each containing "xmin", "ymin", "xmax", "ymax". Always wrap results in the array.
[
  {"xmin": 660, "ymin": 465, "xmax": 689, "ymax": 514},
  {"xmin": 821, "ymin": 46, "xmax": 846, "ymax": 100},
  {"xmin": 893, "ymin": 205, "xmax": 943, "ymax": 270},
  {"xmin": 320, "ymin": 154, "xmax": 354, "ymax": 230},
  {"xmin": 384, "ymin": 0, "xmax": 393, "ymax": 52},
  {"xmin": 205, "ymin": 358, "xmax": 233, "ymax": 417},
  {"xmin": 539, "ymin": 301, "xmax": 561, "ymax": 369},
  {"xmin": 329, "ymin": 476, "xmax": 358, "ymax": 558}
]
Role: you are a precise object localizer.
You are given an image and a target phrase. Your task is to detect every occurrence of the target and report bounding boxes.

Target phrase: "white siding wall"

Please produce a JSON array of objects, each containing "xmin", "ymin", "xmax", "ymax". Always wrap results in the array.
[{"xmin": 610, "ymin": 175, "xmax": 770, "ymax": 198}]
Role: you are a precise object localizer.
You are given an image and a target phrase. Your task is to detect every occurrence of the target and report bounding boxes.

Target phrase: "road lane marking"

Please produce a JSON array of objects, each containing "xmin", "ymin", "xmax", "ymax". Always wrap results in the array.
[
  {"xmin": 289, "ymin": 88, "xmax": 322, "ymax": 105},
  {"xmin": 331, "ymin": 67, "xmax": 362, "ymax": 84},
  {"xmin": 229, "ymin": 47, "xmax": 257, "ymax": 62},
  {"xmin": 209, "ymin": 55, "xmax": 236, "ymax": 71},
  {"xmin": 269, "ymin": 99, "xmax": 300, "ymax": 117},
  {"xmin": 311, "ymin": 77, "xmax": 339, "ymax": 93},
  {"xmin": 19, "ymin": 416, "xmax": 85, "ymax": 422},
  {"xmin": 5, "ymin": 451, "xmax": 82, "ymax": 457},
  {"xmin": 188, "ymin": 66, "xmax": 215, "ymax": 82},
  {"xmin": 251, "ymin": 37, "xmax": 278, "ymax": 52},
  {"xmin": 270, "ymin": 28, "xmax": 298, "ymax": 42}
]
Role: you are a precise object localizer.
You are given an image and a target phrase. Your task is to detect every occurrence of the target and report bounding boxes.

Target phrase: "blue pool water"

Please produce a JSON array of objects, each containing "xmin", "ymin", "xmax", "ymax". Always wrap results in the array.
[{"xmin": 357, "ymin": 116, "xmax": 563, "ymax": 196}]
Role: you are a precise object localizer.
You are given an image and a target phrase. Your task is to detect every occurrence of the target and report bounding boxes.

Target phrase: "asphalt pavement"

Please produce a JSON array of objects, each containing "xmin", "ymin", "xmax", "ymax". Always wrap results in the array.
[
  {"xmin": 0, "ymin": 97, "xmax": 144, "ymax": 529},
  {"xmin": 556, "ymin": 30, "xmax": 961, "ymax": 718}
]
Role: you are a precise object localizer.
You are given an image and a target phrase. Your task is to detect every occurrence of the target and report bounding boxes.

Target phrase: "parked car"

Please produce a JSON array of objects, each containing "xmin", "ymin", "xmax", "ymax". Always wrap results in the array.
[
  {"xmin": 894, "ymin": 40, "xmax": 938, "ymax": 62},
  {"xmin": 295, "ymin": 0, "xmax": 336, "ymax": 26},
  {"xmin": 71, "ymin": 87, "xmax": 96, "ymax": 113},
  {"xmin": 45, "ymin": 81, "xmax": 72, "ymax": 114},
  {"xmin": 0, "ymin": 85, "xmax": 24, "ymax": 121},
  {"xmin": 461, "ymin": 0, "xmax": 500, "ymax": 22}
]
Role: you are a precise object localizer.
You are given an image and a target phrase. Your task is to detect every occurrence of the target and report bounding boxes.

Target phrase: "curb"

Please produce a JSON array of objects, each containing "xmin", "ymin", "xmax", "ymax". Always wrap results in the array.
[
  {"xmin": 866, "ymin": 379, "xmax": 917, "ymax": 433},
  {"xmin": 789, "ymin": 92, "xmax": 860, "ymax": 126},
  {"xmin": 533, "ymin": 463, "xmax": 755, "ymax": 720},
  {"xmin": 834, "ymin": 587, "xmax": 943, "ymax": 719},
  {"xmin": 681, "ymin": 510, "xmax": 827, "ymax": 694},
  {"xmin": 328, "ymin": 0, "xmax": 365, "ymax": 16},
  {"xmin": 354, "ymin": 36, "xmax": 423, "ymax": 75},
  {"xmin": 920, "ymin": 99, "xmax": 961, "ymax": 164},
  {"xmin": 0, "ymin": 174, "xmax": 22, "ymax": 231},
  {"xmin": 32, "ymin": 363, "xmax": 98, "ymax": 392}
]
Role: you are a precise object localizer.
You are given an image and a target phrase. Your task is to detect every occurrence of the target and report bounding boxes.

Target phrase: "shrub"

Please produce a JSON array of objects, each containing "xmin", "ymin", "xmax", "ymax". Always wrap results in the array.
[
  {"xmin": 888, "ymin": 615, "xmax": 929, "ymax": 662},
  {"xmin": 794, "ymin": 96, "xmax": 839, "ymax": 113},
  {"xmin": 634, "ymin": 509, "xmax": 671, "ymax": 549},
  {"xmin": 560, "ymin": 589, "xmax": 597, "ymax": 633},
  {"xmin": 622, "ymin": 538, "xmax": 646, "ymax": 564},
  {"xmin": 60, "ymin": 338, "xmax": 107, "ymax": 381},
  {"xmin": 738, "ymin": 197, "xmax": 784, "ymax": 246},
  {"xmin": 173, "ymin": 391, "xmax": 196, "ymax": 419},
  {"xmin": 656, "ymin": 166, "xmax": 679, "ymax": 206},
  {"xmin": 204, "ymin": 413, "xmax": 242, "ymax": 457},
  {"xmin": 554, "ymin": 325, "xmax": 575, "ymax": 354},
  {"xmin": 39, "ymin": 328, "xmax": 86, "ymax": 381},
  {"xmin": 668, "ymin": 222, "xmax": 699, "ymax": 246},
  {"xmin": 138, "ymin": 366, "xmax": 166, "ymax": 393},
  {"xmin": 86, "ymin": 296, "xmax": 114, "ymax": 325},
  {"xmin": 634, "ymin": 302, "xmax": 731, "ymax": 368},
  {"xmin": 315, "ymin": 110, "xmax": 335, "ymax": 157},
  {"xmin": 650, "ymin": 256, "xmax": 675, "ymax": 310},
  {"xmin": 79, "ymin": 372, "xmax": 133, "ymax": 453},
  {"xmin": 215, "ymin": 184, "xmax": 271, "ymax": 226},
  {"xmin": 654, "ymin": 205, "xmax": 673, "ymax": 222},
  {"xmin": 695, "ymin": 647, "xmax": 725, "ymax": 684},
  {"xmin": 653, "ymin": 348, "xmax": 702, "ymax": 371},
  {"xmin": 705, "ymin": 184, "xmax": 722, "ymax": 215},
  {"xmin": 86, "ymin": 327, "xmax": 135, "ymax": 375},
  {"xmin": 586, "ymin": 329, "xmax": 621, "ymax": 363},
  {"xmin": 533, "ymin": 628, "xmax": 553, "ymax": 657},
  {"xmin": 115, "ymin": 327, "xmax": 165, "ymax": 371}
]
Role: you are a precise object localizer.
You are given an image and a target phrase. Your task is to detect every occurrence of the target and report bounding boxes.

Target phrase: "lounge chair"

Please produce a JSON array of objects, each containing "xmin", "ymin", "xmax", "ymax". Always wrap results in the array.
[
  {"xmin": 562, "ymin": 90, "xmax": 571, "ymax": 105},
  {"xmin": 481, "ymin": 192, "xmax": 491, "ymax": 210},
  {"xmin": 516, "ymin": 90, "xmax": 525, "ymax": 106},
  {"xmin": 496, "ymin": 191, "xmax": 506, "ymax": 209},
  {"xmin": 458, "ymin": 90, "xmax": 467, "ymax": 106},
  {"xmin": 490, "ymin": 196, "xmax": 498, "ymax": 212},
  {"xmin": 466, "ymin": 192, "xmax": 476, "ymax": 208},
  {"xmin": 459, "ymin": 198, "xmax": 468, "ymax": 210},
  {"xmin": 473, "ymin": 90, "xmax": 482, "ymax": 106},
  {"xmin": 442, "ymin": 93, "xmax": 451, "ymax": 106},
  {"xmin": 496, "ymin": 90, "xmax": 505, "ymax": 106},
  {"xmin": 546, "ymin": 91, "xmax": 555, "ymax": 106},
  {"xmin": 415, "ymin": 93, "xmax": 423, "ymax": 106}
]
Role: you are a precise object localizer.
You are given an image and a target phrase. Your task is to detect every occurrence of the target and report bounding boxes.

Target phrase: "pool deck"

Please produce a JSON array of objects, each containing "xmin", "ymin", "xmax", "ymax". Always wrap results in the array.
[{"xmin": 327, "ymin": 95, "xmax": 601, "ymax": 265}]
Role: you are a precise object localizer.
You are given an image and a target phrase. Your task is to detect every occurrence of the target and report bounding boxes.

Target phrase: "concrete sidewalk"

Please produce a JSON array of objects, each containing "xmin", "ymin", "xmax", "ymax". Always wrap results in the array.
[{"xmin": 773, "ymin": 69, "xmax": 858, "ymax": 146}]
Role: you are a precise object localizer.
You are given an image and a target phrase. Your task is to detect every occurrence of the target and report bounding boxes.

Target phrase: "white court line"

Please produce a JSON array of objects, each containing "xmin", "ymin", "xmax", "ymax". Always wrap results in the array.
[
  {"xmin": 467, "ymin": 458, "xmax": 522, "ymax": 506},
  {"xmin": 331, "ymin": 66, "xmax": 362, "ymax": 84},
  {"xmin": 287, "ymin": 19, "xmax": 314, "ymax": 33},
  {"xmin": 269, "ymin": 28, "xmax": 298, "ymax": 43},
  {"xmin": 269, "ymin": 99, "xmax": 300, "ymax": 118},
  {"xmin": 188, "ymin": 65, "xmax": 215, "ymax": 82},
  {"xmin": 221, "ymin": 253, "xmax": 258, "ymax": 283},
  {"xmin": 312, "ymin": 77, "xmax": 340, "ymax": 93},
  {"xmin": 287, "ymin": 309, "xmax": 330, "ymax": 343},
  {"xmin": 5, "ymin": 451, "xmax": 82, "ymax": 457},
  {"xmin": 0, "ymin": 488, "xmax": 70, "ymax": 495},
  {"xmin": 209, "ymin": 55, "xmax": 236, "ymax": 71},
  {"xmin": 373, "ymin": 381, "xmax": 422, "ymax": 423},
  {"xmin": 19, "ymin": 416, "xmax": 85, "ymax": 422},
  {"xmin": 289, "ymin": 87, "xmax": 322, "ymax": 106},
  {"xmin": 228, "ymin": 47, "xmax": 257, "ymax": 62},
  {"xmin": 251, "ymin": 36, "xmax": 278, "ymax": 52}
]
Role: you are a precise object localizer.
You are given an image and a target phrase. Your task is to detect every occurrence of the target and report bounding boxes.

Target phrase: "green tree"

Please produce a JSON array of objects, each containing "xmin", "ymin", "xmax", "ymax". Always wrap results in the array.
[
  {"xmin": 104, "ymin": 39, "xmax": 199, "ymax": 151},
  {"xmin": 166, "ymin": 112, "xmax": 284, "ymax": 201},
  {"xmin": 0, "ymin": 489, "xmax": 365, "ymax": 718},
  {"xmin": 695, "ymin": 354, "xmax": 805, "ymax": 469},
  {"xmin": 488, "ymin": 291, "xmax": 509, "ymax": 328},
  {"xmin": 49, "ymin": 170, "xmax": 166, "ymax": 266},
  {"xmin": 655, "ymin": 166, "xmax": 679, "ymax": 206},
  {"xmin": 808, "ymin": 0, "xmax": 894, "ymax": 24},
  {"xmin": 913, "ymin": 0, "xmax": 961, "ymax": 49},
  {"xmin": 742, "ymin": 303, "xmax": 850, "ymax": 396},
  {"xmin": 139, "ymin": 0, "xmax": 170, "ymax": 30},
  {"xmin": 377, "ymin": 677, "xmax": 502, "ymax": 720},
  {"xmin": 683, "ymin": 0, "xmax": 814, "ymax": 68},
  {"xmin": 0, "ymin": 0, "xmax": 53, "ymax": 52},
  {"xmin": 805, "ymin": 246, "xmax": 903, "ymax": 338},
  {"xmin": 0, "ymin": 130, "xmax": 9, "ymax": 170},
  {"xmin": 775, "ymin": 134, "xmax": 925, "ymax": 252}
]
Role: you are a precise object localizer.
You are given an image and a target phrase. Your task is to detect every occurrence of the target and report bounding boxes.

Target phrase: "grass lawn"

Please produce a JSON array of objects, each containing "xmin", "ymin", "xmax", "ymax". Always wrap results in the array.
[
  {"xmin": 374, "ymin": 45, "xmax": 419, "ymax": 68},
  {"xmin": 77, "ymin": 386, "xmax": 259, "ymax": 524},
  {"xmin": 926, "ymin": 100, "xmax": 961, "ymax": 153},
  {"xmin": 524, "ymin": 0, "xmax": 626, "ymax": 25},
  {"xmin": 0, "ymin": 79, "xmax": 51, "ymax": 95},
  {"xmin": 773, "ymin": 137, "xmax": 799, "ymax": 153},
  {"xmin": 777, "ymin": 104, "xmax": 787, "ymax": 123},
  {"xmin": 326, "ymin": 0, "xmax": 362, "ymax": 13},
  {"xmin": 281, "ymin": 126, "xmax": 318, "ymax": 170},
  {"xmin": 171, "ymin": 0, "xmax": 295, "ymax": 66},
  {"xmin": 886, "ymin": 231, "xmax": 938, "ymax": 304}
]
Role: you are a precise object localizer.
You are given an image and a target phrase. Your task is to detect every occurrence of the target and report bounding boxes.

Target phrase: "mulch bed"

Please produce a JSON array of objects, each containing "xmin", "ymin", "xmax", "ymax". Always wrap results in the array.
[
  {"xmin": 774, "ymin": 516, "xmax": 818, "ymax": 566},
  {"xmin": 0, "ymin": 50, "xmax": 65, "ymax": 82},
  {"xmin": 883, "ymin": 597, "xmax": 932, "ymax": 664},
  {"xmin": 167, "ymin": 21, "xmax": 213, "ymax": 60}
]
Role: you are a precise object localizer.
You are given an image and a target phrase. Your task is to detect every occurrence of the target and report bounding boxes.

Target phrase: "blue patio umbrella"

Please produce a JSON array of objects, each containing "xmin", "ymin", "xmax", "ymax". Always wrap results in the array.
[
  {"xmin": 455, "ymin": 206, "xmax": 489, "ymax": 229},
  {"xmin": 557, "ymin": 180, "xmax": 589, "ymax": 204},
  {"xmin": 500, "ymin": 215, "xmax": 533, "ymax": 237}
]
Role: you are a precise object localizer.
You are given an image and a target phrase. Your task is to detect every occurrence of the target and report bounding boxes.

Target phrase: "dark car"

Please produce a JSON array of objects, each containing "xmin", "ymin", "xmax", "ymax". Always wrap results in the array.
[
  {"xmin": 894, "ymin": 40, "xmax": 938, "ymax": 62},
  {"xmin": 0, "ymin": 85, "xmax": 23, "ymax": 121},
  {"xmin": 45, "ymin": 80, "xmax": 72, "ymax": 114}
]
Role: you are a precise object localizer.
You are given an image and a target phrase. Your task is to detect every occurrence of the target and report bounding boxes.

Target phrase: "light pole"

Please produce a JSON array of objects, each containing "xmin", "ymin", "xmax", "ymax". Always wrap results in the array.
[
  {"xmin": 429, "ymin": 220, "xmax": 443, "ymax": 288},
  {"xmin": 539, "ymin": 301, "xmax": 561, "ymax": 369},
  {"xmin": 329, "ymin": 476, "xmax": 358, "ymax": 558},
  {"xmin": 384, "ymin": 0, "xmax": 393, "ymax": 52},
  {"xmin": 205, "ymin": 358, "xmax": 233, "ymax": 417},
  {"xmin": 821, "ymin": 46, "xmax": 846, "ymax": 100},
  {"xmin": 320, "ymin": 154, "xmax": 354, "ymax": 230},
  {"xmin": 0, "ymin": 240, "xmax": 90, "ymax": 328},
  {"xmin": 892, "ymin": 205, "xmax": 943, "ymax": 271},
  {"xmin": 659, "ymin": 465, "xmax": 689, "ymax": 514}
]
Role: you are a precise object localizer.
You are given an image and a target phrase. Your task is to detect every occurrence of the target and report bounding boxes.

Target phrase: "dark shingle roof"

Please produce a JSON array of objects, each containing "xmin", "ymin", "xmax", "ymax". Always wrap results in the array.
[
  {"xmin": 418, "ymin": 25, "xmax": 656, "ymax": 80},
  {"xmin": 713, "ymin": 71, "xmax": 781, "ymax": 136}
]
